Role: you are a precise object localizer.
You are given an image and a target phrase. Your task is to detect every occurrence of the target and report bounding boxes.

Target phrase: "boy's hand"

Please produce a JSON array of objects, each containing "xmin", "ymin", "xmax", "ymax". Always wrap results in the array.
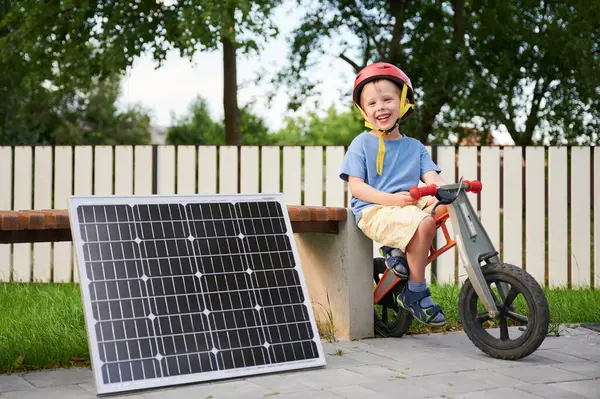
[{"xmin": 394, "ymin": 192, "xmax": 418, "ymax": 207}]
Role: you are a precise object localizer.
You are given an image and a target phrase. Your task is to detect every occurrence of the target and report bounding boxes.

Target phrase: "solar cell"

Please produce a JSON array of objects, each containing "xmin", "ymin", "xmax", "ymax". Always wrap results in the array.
[{"xmin": 69, "ymin": 194, "xmax": 326, "ymax": 395}]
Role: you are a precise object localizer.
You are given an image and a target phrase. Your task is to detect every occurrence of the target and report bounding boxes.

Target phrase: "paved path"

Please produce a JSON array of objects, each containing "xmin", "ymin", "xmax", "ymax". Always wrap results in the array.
[{"xmin": 1, "ymin": 326, "xmax": 598, "ymax": 398}]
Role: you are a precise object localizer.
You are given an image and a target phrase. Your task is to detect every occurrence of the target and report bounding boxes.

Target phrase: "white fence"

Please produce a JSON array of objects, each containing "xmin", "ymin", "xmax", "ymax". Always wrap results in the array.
[{"xmin": 0, "ymin": 145, "xmax": 598, "ymax": 289}]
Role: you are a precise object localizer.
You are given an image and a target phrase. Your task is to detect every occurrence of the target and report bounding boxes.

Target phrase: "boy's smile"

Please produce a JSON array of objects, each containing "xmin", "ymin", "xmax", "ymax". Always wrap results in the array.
[{"xmin": 361, "ymin": 80, "xmax": 401, "ymax": 132}]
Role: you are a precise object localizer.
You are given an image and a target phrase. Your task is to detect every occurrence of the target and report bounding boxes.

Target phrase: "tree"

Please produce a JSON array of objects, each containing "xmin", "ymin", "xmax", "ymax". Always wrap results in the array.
[
  {"xmin": 271, "ymin": 104, "xmax": 363, "ymax": 145},
  {"xmin": 275, "ymin": 0, "xmax": 469, "ymax": 144},
  {"xmin": 449, "ymin": 0, "xmax": 600, "ymax": 145},
  {"xmin": 166, "ymin": 96, "xmax": 273, "ymax": 145},
  {"xmin": 276, "ymin": 0, "xmax": 599, "ymax": 145},
  {"xmin": 0, "ymin": 0, "xmax": 116, "ymax": 143},
  {"xmin": 166, "ymin": 97, "xmax": 224, "ymax": 145}
]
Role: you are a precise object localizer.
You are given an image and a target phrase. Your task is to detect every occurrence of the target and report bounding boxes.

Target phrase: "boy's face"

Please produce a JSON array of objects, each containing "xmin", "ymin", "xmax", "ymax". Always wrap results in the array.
[{"xmin": 360, "ymin": 79, "xmax": 401, "ymax": 131}]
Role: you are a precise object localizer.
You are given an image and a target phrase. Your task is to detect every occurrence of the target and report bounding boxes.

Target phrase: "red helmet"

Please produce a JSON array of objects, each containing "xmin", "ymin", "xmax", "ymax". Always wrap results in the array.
[{"xmin": 352, "ymin": 62, "xmax": 415, "ymax": 120}]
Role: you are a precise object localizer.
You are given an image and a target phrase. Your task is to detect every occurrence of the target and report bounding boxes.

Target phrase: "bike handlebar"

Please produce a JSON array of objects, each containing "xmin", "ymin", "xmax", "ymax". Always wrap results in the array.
[{"xmin": 409, "ymin": 180, "xmax": 483, "ymax": 200}]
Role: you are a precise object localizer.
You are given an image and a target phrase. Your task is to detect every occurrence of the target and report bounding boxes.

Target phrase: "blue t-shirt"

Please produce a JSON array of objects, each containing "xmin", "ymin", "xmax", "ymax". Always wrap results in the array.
[{"xmin": 339, "ymin": 132, "xmax": 441, "ymax": 221}]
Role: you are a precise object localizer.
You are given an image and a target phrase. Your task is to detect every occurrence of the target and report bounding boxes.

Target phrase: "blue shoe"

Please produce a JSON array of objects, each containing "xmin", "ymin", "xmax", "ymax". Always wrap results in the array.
[
  {"xmin": 396, "ymin": 287, "xmax": 446, "ymax": 326},
  {"xmin": 379, "ymin": 246, "xmax": 409, "ymax": 279}
]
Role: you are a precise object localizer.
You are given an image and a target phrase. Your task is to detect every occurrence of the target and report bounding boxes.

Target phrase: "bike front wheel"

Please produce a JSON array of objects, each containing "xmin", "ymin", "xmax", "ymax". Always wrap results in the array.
[{"xmin": 459, "ymin": 262, "xmax": 549, "ymax": 360}]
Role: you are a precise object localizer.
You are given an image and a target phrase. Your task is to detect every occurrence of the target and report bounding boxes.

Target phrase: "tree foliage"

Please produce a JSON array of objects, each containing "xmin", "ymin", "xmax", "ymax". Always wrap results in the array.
[
  {"xmin": 277, "ymin": 0, "xmax": 599, "ymax": 145},
  {"xmin": 166, "ymin": 97, "xmax": 363, "ymax": 146},
  {"xmin": 166, "ymin": 96, "xmax": 273, "ymax": 145},
  {"xmin": 1, "ymin": 0, "xmax": 281, "ymax": 145}
]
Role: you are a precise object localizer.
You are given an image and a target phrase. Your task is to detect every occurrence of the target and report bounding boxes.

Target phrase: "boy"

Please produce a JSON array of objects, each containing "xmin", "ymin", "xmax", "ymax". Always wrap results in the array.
[{"xmin": 339, "ymin": 62, "xmax": 447, "ymax": 326}]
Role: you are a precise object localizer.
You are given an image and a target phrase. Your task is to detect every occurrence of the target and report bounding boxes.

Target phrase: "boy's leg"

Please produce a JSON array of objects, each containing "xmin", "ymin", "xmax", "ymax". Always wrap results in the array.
[
  {"xmin": 397, "ymin": 215, "xmax": 446, "ymax": 326},
  {"xmin": 379, "ymin": 246, "xmax": 409, "ymax": 279}
]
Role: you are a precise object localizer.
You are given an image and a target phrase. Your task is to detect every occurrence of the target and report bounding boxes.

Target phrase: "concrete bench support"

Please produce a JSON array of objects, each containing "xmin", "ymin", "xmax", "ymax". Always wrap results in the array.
[{"xmin": 294, "ymin": 209, "xmax": 374, "ymax": 341}]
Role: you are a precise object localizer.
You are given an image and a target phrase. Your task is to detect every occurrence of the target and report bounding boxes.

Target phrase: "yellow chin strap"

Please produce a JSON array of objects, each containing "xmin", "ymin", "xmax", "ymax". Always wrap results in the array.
[{"xmin": 354, "ymin": 83, "xmax": 415, "ymax": 175}]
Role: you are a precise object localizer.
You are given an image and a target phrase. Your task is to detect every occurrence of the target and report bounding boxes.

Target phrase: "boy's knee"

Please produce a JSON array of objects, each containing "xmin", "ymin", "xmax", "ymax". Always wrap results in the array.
[{"xmin": 418, "ymin": 215, "xmax": 437, "ymax": 237}]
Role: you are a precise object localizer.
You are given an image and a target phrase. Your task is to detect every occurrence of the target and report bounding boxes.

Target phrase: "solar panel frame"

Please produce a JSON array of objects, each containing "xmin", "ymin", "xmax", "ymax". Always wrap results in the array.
[{"xmin": 68, "ymin": 193, "xmax": 326, "ymax": 395}]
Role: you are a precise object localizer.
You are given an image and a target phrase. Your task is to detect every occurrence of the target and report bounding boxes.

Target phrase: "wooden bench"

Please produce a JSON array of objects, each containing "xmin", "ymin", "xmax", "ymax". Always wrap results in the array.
[
  {"xmin": 0, "ymin": 206, "xmax": 374, "ymax": 341},
  {"xmin": 0, "ymin": 206, "xmax": 348, "ymax": 244}
]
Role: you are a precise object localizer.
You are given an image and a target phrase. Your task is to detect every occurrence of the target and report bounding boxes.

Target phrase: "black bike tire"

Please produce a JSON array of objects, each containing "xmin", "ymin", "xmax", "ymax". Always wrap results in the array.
[
  {"xmin": 458, "ymin": 262, "xmax": 550, "ymax": 360},
  {"xmin": 374, "ymin": 257, "xmax": 413, "ymax": 337}
]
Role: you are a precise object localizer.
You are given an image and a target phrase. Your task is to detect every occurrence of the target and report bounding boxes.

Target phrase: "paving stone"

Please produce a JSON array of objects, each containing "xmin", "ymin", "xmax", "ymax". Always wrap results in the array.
[
  {"xmin": 22, "ymin": 368, "xmax": 93, "ymax": 388},
  {"xmin": 450, "ymin": 369, "xmax": 528, "ymax": 388},
  {"xmin": 2, "ymin": 384, "xmax": 96, "ymax": 398},
  {"xmin": 386, "ymin": 356, "xmax": 505, "ymax": 377},
  {"xmin": 549, "ymin": 361, "xmax": 600, "ymax": 378},
  {"xmin": 247, "ymin": 372, "xmax": 321, "ymax": 395},
  {"xmin": 516, "ymin": 382, "xmax": 591, "ymax": 399},
  {"xmin": 291, "ymin": 368, "xmax": 371, "ymax": 390},
  {"xmin": 343, "ymin": 364, "xmax": 403, "ymax": 379},
  {"xmin": 358, "ymin": 376, "xmax": 444, "ymax": 398},
  {"xmin": 326, "ymin": 384, "xmax": 389, "ymax": 398},
  {"xmin": 322, "ymin": 353, "xmax": 366, "ymax": 369},
  {"xmin": 408, "ymin": 371, "xmax": 499, "ymax": 396},
  {"xmin": 495, "ymin": 364, "xmax": 591, "ymax": 384},
  {"xmin": 547, "ymin": 379, "xmax": 600, "ymax": 398},
  {"xmin": 141, "ymin": 380, "xmax": 272, "ymax": 399},
  {"xmin": 535, "ymin": 349, "xmax": 591, "ymax": 363},
  {"xmin": 445, "ymin": 387, "xmax": 542, "ymax": 399},
  {"xmin": 274, "ymin": 389, "xmax": 344, "ymax": 398},
  {"xmin": 0, "ymin": 374, "xmax": 35, "ymax": 393}
]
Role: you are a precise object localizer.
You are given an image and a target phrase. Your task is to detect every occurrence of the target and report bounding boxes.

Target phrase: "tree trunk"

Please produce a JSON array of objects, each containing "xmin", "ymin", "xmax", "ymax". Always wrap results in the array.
[{"xmin": 222, "ymin": 34, "xmax": 241, "ymax": 145}]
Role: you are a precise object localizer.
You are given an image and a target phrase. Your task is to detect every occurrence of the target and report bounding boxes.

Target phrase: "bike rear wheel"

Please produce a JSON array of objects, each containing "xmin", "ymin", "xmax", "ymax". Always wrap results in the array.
[
  {"xmin": 373, "ymin": 257, "xmax": 413, "ymax": 337},
  {"xmin": 459, "ymin": 262, "xmax": 549, "ymax": 360}
]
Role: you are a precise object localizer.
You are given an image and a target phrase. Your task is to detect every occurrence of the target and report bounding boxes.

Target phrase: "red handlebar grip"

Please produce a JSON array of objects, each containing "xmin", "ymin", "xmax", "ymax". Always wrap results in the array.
[
  {"xmin": 410, "ymin": 184, "xmax": 438, "ymax": 200},
  {"xmin": 464, "ymin": 180, "xmax": 483, "ymax": 194}
]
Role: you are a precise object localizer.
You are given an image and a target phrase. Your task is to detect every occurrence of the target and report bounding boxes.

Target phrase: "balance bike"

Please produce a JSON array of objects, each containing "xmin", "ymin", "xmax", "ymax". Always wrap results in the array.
[{"xmin": 373, "ymin": 178, "xmax": 550, "ymax": 360}]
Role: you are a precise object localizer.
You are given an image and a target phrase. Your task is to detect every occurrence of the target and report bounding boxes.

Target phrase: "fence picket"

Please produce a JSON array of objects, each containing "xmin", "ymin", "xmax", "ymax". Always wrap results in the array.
[
  {"xmin": 457, "ymin": 147, "xmax": 478, "ymax": 283},
  {"xmin": 571, "ymin": 147, "xmax": 591, "ymax": 287},
  {"xmin": 157, "ymin": 146, "xmax": 175, "ymax": 194},
  {"xmin": 94, "ymin": 146, "xmax": 113, "ymax": 195},
  {"xmin": 219, "ymin": 146, "xmax": 238, "ymax": 194},
  {"xmin": 502, "ymin": 147, "xmax": 523, "ymax": 267},
  {"xmin": 325, "ymin": 147, "xmax": 345, "ymax": 207},
  {"xmin": 33, "ymin": 147, "xmax": 52, "ymax": 282},
  {"xmin": 261, "ymin": 146, "xmax": 279, "ymax": 194},
  {"xmin": 304, "ymin": 146, "xmax": 323, "ymax": 206},
  {"xmin": 240, "ymin": 147, "xmax": 259, "ymax": 194},
  {"xmin": 73, "ymin": 146, "xmax": 93, "ymax": 282},
  {"xmin": 13, "ymin": 147, "xmax": 32, "ymax": 282},
  {"xmin": 53, "ymin": 146, "xmax": 73, "ymax": 282},
  {"xmin": 548, "ymin": 147, "xmax": 568, "ymax": 287},
  {"xmin": 595, "ymin": 147, "xmax": 600, "ymax": 289},
  {"xmin": 177, "ymin": 146, "xmax": 196, "ymax": 194},
  {"xmin": 198, "ymin": 146, "xmax": 217, "ymax": 194},
  {"xmin": 525, "ymin": 147, "xmax": 545, "ymax": 285},
  {"xmin": 480, "ymin": 147, "xmax": 500, "ymax": 251},
  {"xmin": 134, "ymin": 146, "xmax": 152, "ymax": 195},
  {"xmin": 0, "ymin": 147, "xmax": 11, "ymax": 281},
  {"xmin": 283, "ymin": 147, "xmax": 302, "ymax": 205},
  {"xmin": 435, "ymin": 146, "xmax": 456, "ymax": 284},
  {"xmin": 115, "ymin": 146, "xmax": 133, "ymax": 195}
]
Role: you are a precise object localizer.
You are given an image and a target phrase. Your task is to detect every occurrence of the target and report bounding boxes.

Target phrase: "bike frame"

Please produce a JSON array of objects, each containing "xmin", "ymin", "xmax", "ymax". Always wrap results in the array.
[{"xmin": 373, "ymin": 182, "xmax": 502, "ymax": 318}]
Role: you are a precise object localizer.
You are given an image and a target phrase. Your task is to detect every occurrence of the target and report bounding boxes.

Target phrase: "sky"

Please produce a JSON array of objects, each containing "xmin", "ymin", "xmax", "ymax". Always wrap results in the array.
[{"xmin": 116, "ymin": 1, "xmax": 355, "ymax": 132}]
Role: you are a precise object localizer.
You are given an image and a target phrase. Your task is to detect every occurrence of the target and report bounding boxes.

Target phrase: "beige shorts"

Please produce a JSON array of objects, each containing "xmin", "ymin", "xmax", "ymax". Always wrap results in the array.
[{"xmin": 357, "ymin": 196, "xmax": 431, "ymax": 252}]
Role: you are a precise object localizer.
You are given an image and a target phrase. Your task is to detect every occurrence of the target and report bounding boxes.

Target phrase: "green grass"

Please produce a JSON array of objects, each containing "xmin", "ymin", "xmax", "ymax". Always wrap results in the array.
[
  {"xmin": 1, "ymin": 283, "xmax": 599, "ymax": 373},
  {"xmin": 0, "ymin": 283, "xmax": 89, "ymax": 373}
]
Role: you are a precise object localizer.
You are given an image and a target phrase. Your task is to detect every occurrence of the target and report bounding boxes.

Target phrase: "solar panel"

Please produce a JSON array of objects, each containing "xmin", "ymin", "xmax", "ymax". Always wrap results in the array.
[{"xmin": 68, "ymin": 194, "xmax": 326, "ymax": 395}]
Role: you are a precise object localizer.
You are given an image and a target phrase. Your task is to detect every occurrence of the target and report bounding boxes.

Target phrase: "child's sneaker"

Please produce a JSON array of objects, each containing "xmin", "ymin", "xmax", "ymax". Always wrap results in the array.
[
  {"xmin": 379, "ymin": 246, "xmax": 409, "ymax": 279},
  {"xmin": 396, "ymin": 286, "xmax": 446, "ymax": 326}
]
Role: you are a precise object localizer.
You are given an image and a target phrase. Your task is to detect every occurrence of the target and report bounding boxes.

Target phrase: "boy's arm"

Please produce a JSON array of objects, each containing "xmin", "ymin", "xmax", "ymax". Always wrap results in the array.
[
  {"xmin": 422, "ymin": 170, "xmax": 447, "ymax": 186},
  {"xmin": 348, "ymin": 176, "xmax": 417, "ymax": 207}
]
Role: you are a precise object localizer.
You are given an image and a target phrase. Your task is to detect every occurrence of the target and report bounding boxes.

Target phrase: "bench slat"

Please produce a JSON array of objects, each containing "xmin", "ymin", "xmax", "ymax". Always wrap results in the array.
[{"xmin": 0, "ymin": 205, "xmax": 347, "ymax": 243}]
